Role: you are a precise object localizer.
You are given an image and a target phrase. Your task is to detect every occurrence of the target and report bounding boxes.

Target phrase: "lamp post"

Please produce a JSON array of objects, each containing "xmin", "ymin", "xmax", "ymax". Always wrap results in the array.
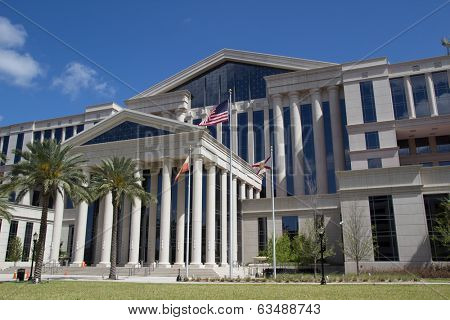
[
  {"xmin": 28, "ymin": 232, "xmax": 38, "ymax": 282},
  {"xmin": 318, "ymin": 227, "xmax": 326, "ymax": 285}
]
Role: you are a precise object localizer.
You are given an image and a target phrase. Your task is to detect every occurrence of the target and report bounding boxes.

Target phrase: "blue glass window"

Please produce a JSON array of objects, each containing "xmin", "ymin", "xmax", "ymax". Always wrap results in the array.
[
  {"xmin": 368, "ymin": 158, "xmax": 382, "ymax": 169},
  {"xmin": 65, "ymin": 126, "xmax": 74, "ymax": 140},
  {"xmin": 65, "ymin": 196, "xmax": 74, "ymax": 209},
  {"xmin": 410, "ymin": 75, "xmax": 430, "ymax": 117},
  {"xmin": 369, "ymin": 195, "xmax": 399, "ymax": 261},
  {"xmin": 397, "ymin": 139, "xmax": 410, "ymax": 156},
  {"xmin": 33, "ymin": 131, "xmax": 41, "ymax": 142},
  {"xmin": 76, "ymin": 124, "xmax": 84, "ymax": 134},
  {"xmin": 282, "ymin": 216, "xmax": 298, "ymax": 240},
  {"xmin": 258, "ymin": 217, "xmax": 267, "ymax": 255},
  {"xmin": 1, "ymin": 135, "xmax": 9, "ymax": 165},
  {"xmin": 44, "ymin": 129, "xmax": 52, "ymax": 140},
  {"xmin": 436, "ymin": 135, "xmax": 450, "ymax": 153},
  {"xmin": 389, "ymin": 78, "xmax": 409, "ymax": 120},
  {"xmin": 14, "ymin": 133, "xmax": 24, "ymax": 164},
  {"xmin": 360, "ymin": 81, "xmax": 377, "ymax": 123},
  {"xmin": 237, "ymin": 112, "xmax": 248, "ymax": 161},
  {"xmin": 432, "ymin": 71, "xmax": 450, "ymax": 115},
  {"xmin": 365, "ymin": 131, "xmax": 380, "ymax": 150},
  {"xmin": 54, "ymin": 128, "xmax": 63, "ymax": 144},
  {"xmin": 253, "ymin": 110, "xmax": 265, "ymax": 162},
  {"xmin": 322, "ymin": 102, "xmax": 336, "ymax": 193},
  {"xmin": 424, "ymin": 194, "xmax": 450, "ymax": 261},
  {"xmin": 439, "ymin": 161, "xmax": 450, "ymax": 166},
  {"xmin": 283, "ymin": 107, "xmax": 294, "ymax": 196},
  {"xmin": 415, "ymin": 137, "xmax": 430, "ymax": 154},
  {"xmin": 340, "ymin": 99, "xmax": 351, "ymax": 170},
  {"xmin": 171, "ymin": 62, "xmax": 290, "ymax": 109},
  {"xmin": 83, "ymin": 121, "xmax": 171, "ymax": 145},
  {"xmin": 300, "ymin": 104, "xmax": 316, "ymax": 194}
]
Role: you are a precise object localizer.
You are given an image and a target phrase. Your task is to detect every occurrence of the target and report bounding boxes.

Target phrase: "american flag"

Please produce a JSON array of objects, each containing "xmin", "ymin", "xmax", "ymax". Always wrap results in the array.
[{"xmin": 198, "ymin": 100, "xmax": 229, "ymax": 126}]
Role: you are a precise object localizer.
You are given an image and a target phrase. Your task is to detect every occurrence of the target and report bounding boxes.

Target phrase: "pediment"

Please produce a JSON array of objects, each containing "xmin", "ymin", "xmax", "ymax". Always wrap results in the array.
[{"xmin": 64, "ymin": 109, "xmax": 203, "ymax": 147}]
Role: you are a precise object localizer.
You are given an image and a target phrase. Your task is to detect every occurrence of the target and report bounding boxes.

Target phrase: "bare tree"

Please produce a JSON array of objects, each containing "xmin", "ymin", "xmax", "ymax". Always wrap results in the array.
[{"xmin": 341, "ymin": 204, "xmax": 373, "ymax": 275}]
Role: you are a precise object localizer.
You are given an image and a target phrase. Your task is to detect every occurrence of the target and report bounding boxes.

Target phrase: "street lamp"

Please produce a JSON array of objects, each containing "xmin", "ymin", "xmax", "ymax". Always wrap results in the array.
[
  {"xmin": 28, "ymin": 232, "xmax": 38, "ymax": 282},
  {"xmin": 318, "ymin": 227, "xmax": 326, "ymax": 285}
]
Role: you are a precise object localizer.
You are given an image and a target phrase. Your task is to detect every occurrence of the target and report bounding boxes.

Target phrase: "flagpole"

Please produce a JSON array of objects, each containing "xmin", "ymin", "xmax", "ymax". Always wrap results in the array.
[
  {"xmin": 185, "ymin": 146, "xmax": 192, "ymax": 279},
  {"xmin": 228, "ymin": 89, "xmax": 233, "ymax": 279},
  {"xmin": 270, "ymin": 145, "xmax": 276, "ymax": 279}
]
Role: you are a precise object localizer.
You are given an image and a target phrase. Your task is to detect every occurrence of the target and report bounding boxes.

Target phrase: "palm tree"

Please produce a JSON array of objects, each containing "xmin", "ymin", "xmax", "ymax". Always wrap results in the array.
[
  {"xmin": 4, "ymin": 140, "xmax": 89, "ymax": 283},
  {"xmin": 0, "ymin": 153, "xmax": 12, "ymax": 222},
  {"xmin": 89, "ymin": 157, "xmax": 153, "ymax": 280}
]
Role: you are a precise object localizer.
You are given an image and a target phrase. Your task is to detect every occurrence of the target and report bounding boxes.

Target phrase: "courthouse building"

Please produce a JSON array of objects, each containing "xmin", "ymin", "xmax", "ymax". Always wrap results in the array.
[{"xmin": 0, "ymin": 49, "xmax": 449, "ymax": 273}]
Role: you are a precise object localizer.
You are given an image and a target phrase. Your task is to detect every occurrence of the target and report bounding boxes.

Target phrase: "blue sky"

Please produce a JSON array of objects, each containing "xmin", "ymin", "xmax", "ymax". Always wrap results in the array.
[{"xmin": 0, "ymin": 0, "xmax": 448, "ymax": 126}]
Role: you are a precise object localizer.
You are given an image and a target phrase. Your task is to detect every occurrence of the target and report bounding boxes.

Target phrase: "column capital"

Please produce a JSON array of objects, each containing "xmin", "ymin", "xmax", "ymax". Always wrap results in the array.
[
  {"xmin": 204, "ymin": 161, "xmax": 216, "ymax": 170},
  {"xmin": 327, "ymin": 85, "xmax": 339, "ymax": 93},
  {"xmin": 310, "ymin": 87, "xmax": 320, "ymax": 95},
  {"xmin": 271, "ymin": 93, "xmax": 283, "ymax": 103},
  {"xmin": 288, "ymin": 91, "xmax": 300, "ymax": 101},
  {"xmin": 149, "ymin": 166, "xmax": 161, "ymax": 175}
]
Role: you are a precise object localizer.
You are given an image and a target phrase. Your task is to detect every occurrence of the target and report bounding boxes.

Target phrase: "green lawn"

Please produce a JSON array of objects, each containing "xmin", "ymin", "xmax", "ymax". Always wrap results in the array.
[{"xmin": 0, "ymin": 281, "xmax": 449, "ymax": 300}]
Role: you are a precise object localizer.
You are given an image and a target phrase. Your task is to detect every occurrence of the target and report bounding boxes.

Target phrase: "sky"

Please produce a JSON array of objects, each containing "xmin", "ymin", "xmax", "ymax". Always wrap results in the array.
[{"xmin": 0, "ymin": 0, "xmax": 448, "ymax": 126}]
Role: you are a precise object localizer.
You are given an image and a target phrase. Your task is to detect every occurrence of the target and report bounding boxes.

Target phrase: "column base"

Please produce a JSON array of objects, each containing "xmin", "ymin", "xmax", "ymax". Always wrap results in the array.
[
  {"xmin": 125, "ymin": 262, "xmax": 141, "ymax": 268},
  {"xmin": 220, "ymin": 262, "xmax": 229, "ymax": 267},
  {"xmin": 96, "ymin": 262, "xmax": 111, "ymax": 268},
  {"xmin": 70, "ymin": 262, "xmax": 84, "ymax": 267},
  {"xmin": 173, "ymin": 263, "xmax": 185, "ymax": 268},
  {"xmin": 157, "ymin": 262, "xmax": 172, "ymax": 268},
  {"xmin": 204, "ymin": 263, "xmax": 217, "ymax": 268},
  {"xmin": 189, "ymin": 263, "xmax": 204, "ymax": 268}
]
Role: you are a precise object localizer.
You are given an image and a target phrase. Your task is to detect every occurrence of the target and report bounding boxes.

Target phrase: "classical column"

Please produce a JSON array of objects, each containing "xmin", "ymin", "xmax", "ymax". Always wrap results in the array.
[
  {"xmin": 328, "ymin": 86, "xmax": 345, "ymax": 172},
  {"xmin": 71, "ymin": 170, "xmax": 89, "ymax": 267},
  {"xmin": 240, "ymin": 182, "xmax": 246, "ymax": 200},
  {"xmin": 176, "ymin": 107, "xmax": 187, "ymax": 122},
  {"xmin": 247, "ymin": 186, "xmax": 254, "ymax": 200},
  {"xmin": 50, "ymin": 189, "xmax": 65, "ymax": 263},
  {"xmin": 97, "ymin": 192, "xmax": 113, "ymax": 267},
  {"xmin": 174, "ymin": 175, "xmax": 186, "ymax": 267},
  {"xmin": 147, "ymin": 168, "xmax": 160, "ymax": 265},
  {"xmin": 288, "ymin": 92, "xmax": 305, "ymax": 195},
  {"xmin": 220, "ymin": 169, "xmax": 228, "ymax": 266},
  {"xmin": 263, "ymin": 107, "xmax": 272, "ymax": 198},
  {"xmin": 404, "ymin": 76, "xmax": 416, "ymax": 119},
  {"xmin": 311, "ymin": 88, "xmax": 328, "ymax": 194},
  {"xmin": 190, "ymin": 155, "xmax": 203, "ymax": 267},
  {"xmin": 232, "ymin": 176, "xmax": 238, "ymax": 264},
  {"xmin": 126, "ymin": 170, "xmax": 143, "ymax": 267},
  {"xmin": 159, "ymin": 159, "xmax": 173, "ymax": 268},
  {"xmin": 205, "ymin": 163, "xmax": 216, "ymax": 267},
  {"xmin": 425, "ymin": 73, "xmax": 438, "ymax": 116},
  {"xmin": 272, "ymin": 94, "xmax": 287, "ymax": 197},
  {"xmin": 61, "ymin": 127, "xmax": 66, "ymax": 142},
  {"xmin": 255, "ymin": 190, "xmax": 261, "ymax": 199},
  {"xmin": 247, "ymin": 104, "xmax": 255, "ymax": 164}
]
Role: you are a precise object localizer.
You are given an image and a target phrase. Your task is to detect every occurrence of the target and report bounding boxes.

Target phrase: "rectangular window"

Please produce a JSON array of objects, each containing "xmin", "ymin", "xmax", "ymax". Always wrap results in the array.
[
  {"xmin": 257, "ymin": 217, "xmax": 267, "ymax": 255},
  {"xmin": 65, "ymin": 195, "xmax": 74, "ymax": 209},
  {"xmin": 44, "ymin": 129, "xmax": 52, "ymax": 140},
  {"xmin": 389, "ymin": 78, "xmax": 409, "ymax": 120},
  {"xmin": 32, "ymin": 190, "xmax": 40, "ymax": 206},
  {"xmin": 221, "ymin": 120, "xmax": 230, "ymax": 149},
  {"xmin": 283, "ymin": 106, "xmax": 294, "ymax": 196},
  {"xmin": 76, "ymin": 124, "xmax": 84, "ymax": 134},
  {"xmin": 14, "ymin": 133, "xmax": 24, "ymax": 164},
  {"xmin": 68, "ymin": 224, "xmax": 75, "ymax": 261},
  {"xmin": 282, "ymin": 216, "xmax": 298, "ymax": 240},
  {"xmin": 398, "ymin": 139, "xmax": 410, "ymax": 156},
  {"xmin": 365, "ymin": 131, "xmax": 380, "ymax": 150},
  {"xmin": 237, "ymin": 112, "xmax": 248, "ymax": 161},
  {"xmin": 439, "ymin": 161, "xmax": 450, "ymax": 166},
  {"xmin": 368, "ymin": 158, "xmax": 382, "ymax": 169},
  {"xmin": 65, "ymin": 126, "xmax": 74, "ymax": 140},
  {"xmin": 322, "ymin": 102, "xmax": 337, "ymax": 193},
  {"xmin": 300, "ymin": 104, "xmax": 316, "ymax": 194},
  {"xmin": 9, "ymin": 192, "xmax": 16, "ymax": 203},
  {"xmin": 410, "ymin": 74, "xmax": 430, "ymax": 117},
  {"xmin": 33, "ymin": 131, "xmax": 41, "ymax": 143},
  {"xmin": 415, "ymin": 137, "xmax": 431, "ymax": 154},
  {"xmin": 21, "ymin": 222, "xmax": 33, "ymax": 261},
  {"xmin": 54, "ymin": 128, "xmax": 63, "ymax": 144},
  {"xmin": 5, "ymin": 220, "xmax": 19, "ymax": 261},
  {"xmin": 1, "ymin": 135, "xmax": 9, "ymax": 165},
  {"xmin": 369, "ymin": 195, "xmax": 399, "ymax": 261},
  {"xmin": 360, "ymin": 81, "xmax": 377, "ymax": 123},
  {"xmin": 423, "ymin": 194, "xmax": 449, "ymax": 261},
  {"xmin": 432, "ymin": 71, "xmax": 450, "ymax": 115},
  {"xmin": 436, "ymin": 135, "xmax": 450, "ymax": 153},
  {"xmin": 340, "ymin": 99, "xmax": 351, "ymax": 170}
]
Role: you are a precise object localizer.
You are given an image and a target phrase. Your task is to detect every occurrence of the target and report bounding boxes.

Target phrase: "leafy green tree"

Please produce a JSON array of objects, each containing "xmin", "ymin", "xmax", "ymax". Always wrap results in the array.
[
  {"xmin": 89, "ymin": 157, "xmax": 154, "ymax": 280},
  {"xmin": 432, "ymin": 197, "xmax": 450, "ymax": 255},
  {"xmin": 2, "ymin": 140, "xmax": 90, "ymax": 283},
  {"xmin": 6, "ymin": 236, "xmax": 22, "ymax": 267},
  {"xmin": 263, "ymin": 233, "xmax": 293, "ymax": 267}
]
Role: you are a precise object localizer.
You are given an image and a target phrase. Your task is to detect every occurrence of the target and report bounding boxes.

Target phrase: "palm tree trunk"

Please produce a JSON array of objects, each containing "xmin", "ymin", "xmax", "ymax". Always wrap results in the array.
[
  {"xmin": 33, "ymin": 193, "xmax": 50, "ymax": 284},
  {"xmin": 109, "ymin": 193, "xmax": 119, "ymax": 280}
]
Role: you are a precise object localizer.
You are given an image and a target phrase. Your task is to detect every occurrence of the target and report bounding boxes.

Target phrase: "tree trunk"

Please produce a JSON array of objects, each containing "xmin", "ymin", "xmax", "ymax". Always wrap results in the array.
[
  {"xmin": 33, "ymin": 193, "xmax": 50, "ymax": 284},
  {"xmin": 356, "ymin": 259, "xmax": 360, "ymax": 276},
  {"xmin": 109, "ymin": 192, "xmax": 119, "ymax": 280}
]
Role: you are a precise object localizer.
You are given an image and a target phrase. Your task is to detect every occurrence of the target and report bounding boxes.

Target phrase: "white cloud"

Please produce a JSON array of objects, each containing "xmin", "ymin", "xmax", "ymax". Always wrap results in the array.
[
  {"xmin": 0, "ymin": 17, "xmax": 42, "ymax": 86},
  {"xmin": 0, "ymin": 17, "xmax": 27, "ymax": 48},
  {"xmin": 52, "ymin": 62, "xmax": 115, "ymax": 99},
  {"xmin": 0, "ymin": 115, "xmax": 4, "ymax": 122}
]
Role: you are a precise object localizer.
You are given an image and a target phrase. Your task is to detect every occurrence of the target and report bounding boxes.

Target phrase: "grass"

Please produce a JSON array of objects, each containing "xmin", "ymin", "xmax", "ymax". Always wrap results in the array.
[{"xmin": 0, "ymin": 281, "xmax": 448, "ymax": 300}]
